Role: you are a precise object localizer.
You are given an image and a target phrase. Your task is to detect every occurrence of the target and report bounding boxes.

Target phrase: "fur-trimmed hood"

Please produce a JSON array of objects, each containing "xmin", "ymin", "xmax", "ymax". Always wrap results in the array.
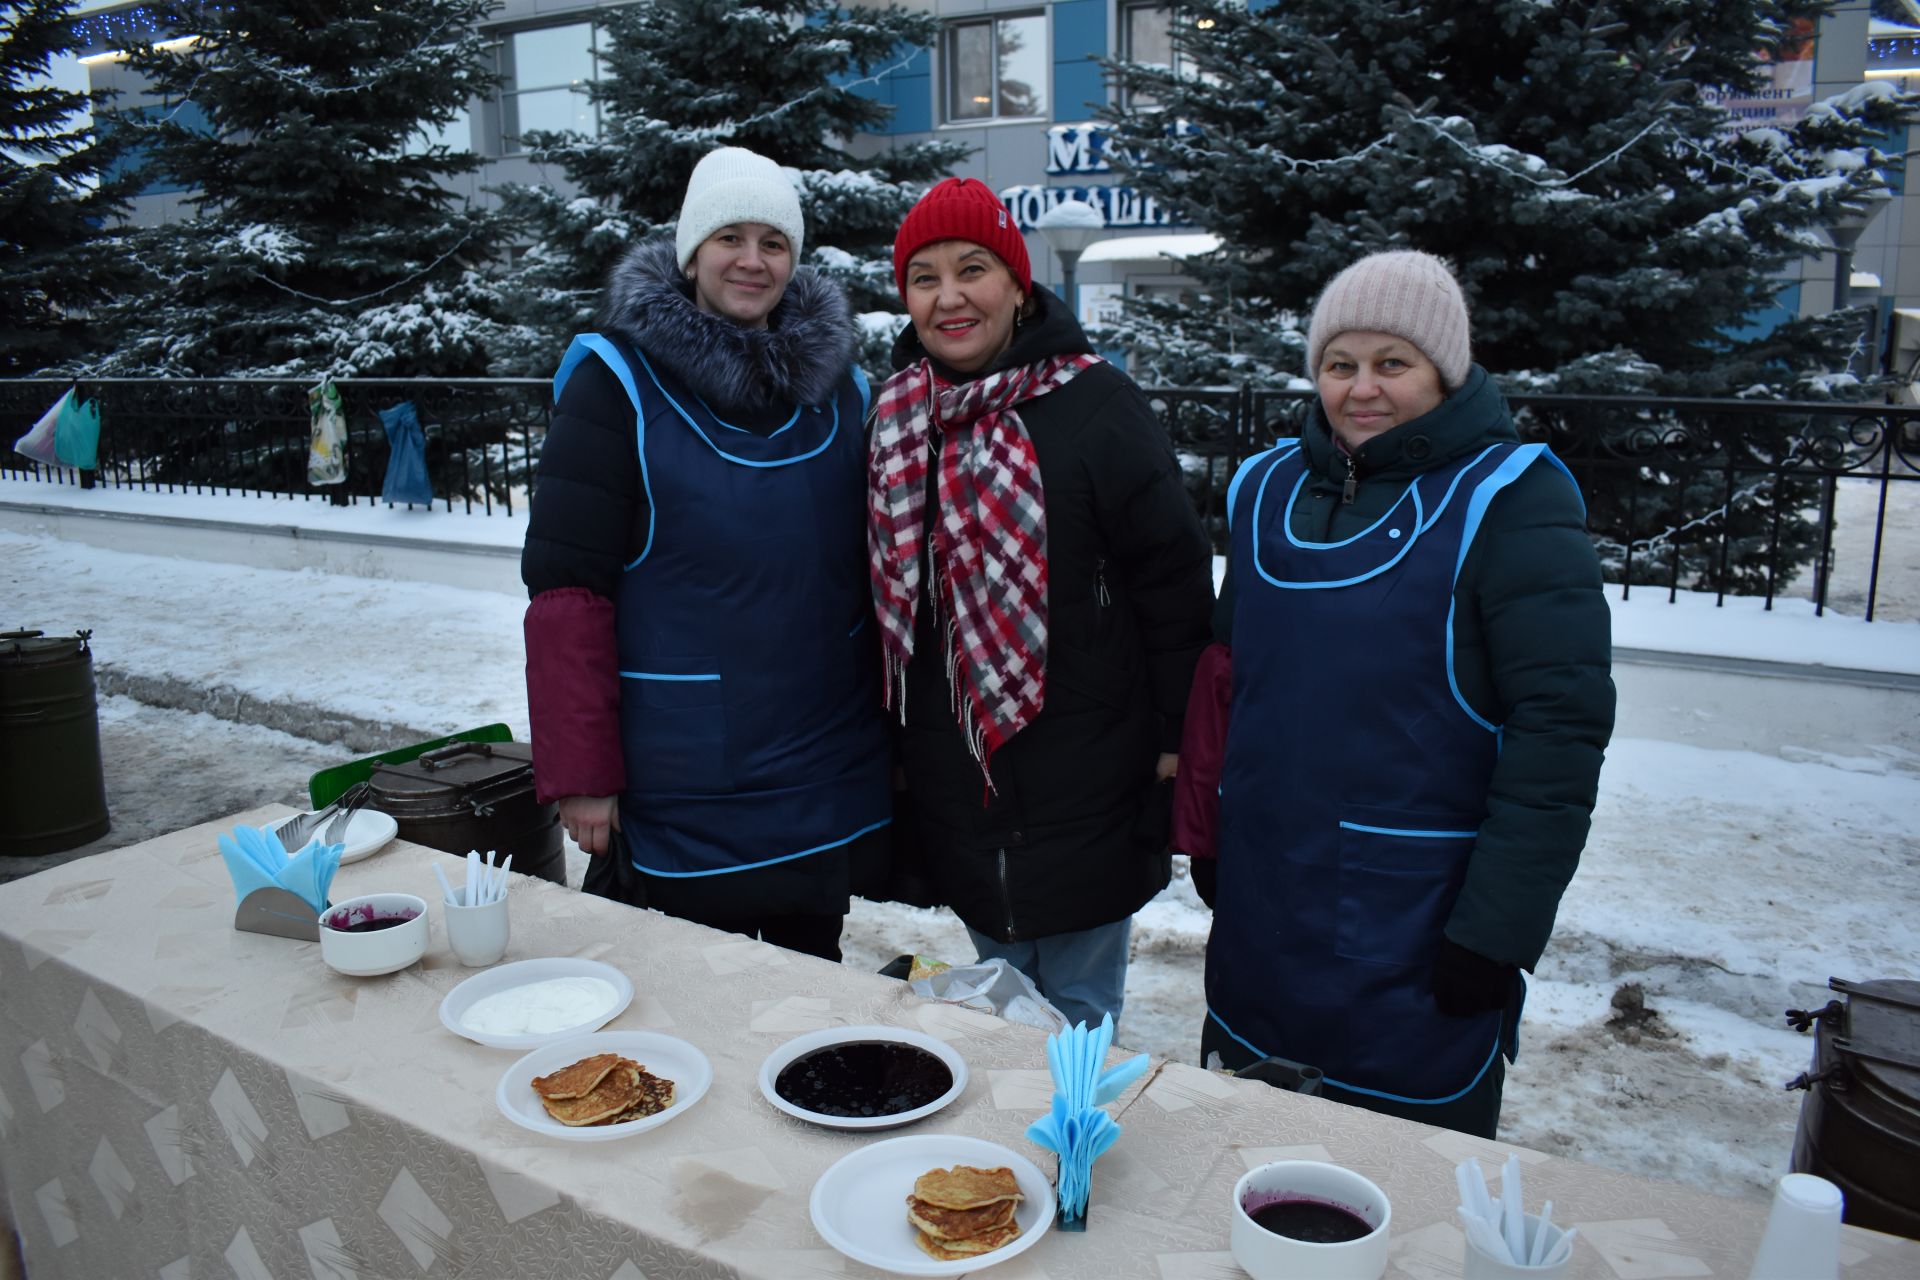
[{"xmin": 598, "ymin": 239, "xmax": 855, "ymax": 419}]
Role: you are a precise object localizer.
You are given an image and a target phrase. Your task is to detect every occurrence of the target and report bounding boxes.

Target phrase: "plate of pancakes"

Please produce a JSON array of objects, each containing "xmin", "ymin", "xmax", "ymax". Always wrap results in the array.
[
  {"xmin": 809, "ymin": 1133, "xmax": 1052, "ymax": 1276},
  {"xmin": 496, "ymin": 1030, "xmax": 712, "ymax": 1142}
]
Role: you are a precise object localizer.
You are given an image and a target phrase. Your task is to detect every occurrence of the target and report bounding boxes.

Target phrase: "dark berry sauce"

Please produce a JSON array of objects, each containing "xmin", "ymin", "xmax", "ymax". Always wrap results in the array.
[
  {"xmin": 773, "ymin": 1041, "xmax": 952, "ymax": 1118},
  {"xmin": 1246, "ymin": 1196, "xmax": 1375, "ymax": 1243}
]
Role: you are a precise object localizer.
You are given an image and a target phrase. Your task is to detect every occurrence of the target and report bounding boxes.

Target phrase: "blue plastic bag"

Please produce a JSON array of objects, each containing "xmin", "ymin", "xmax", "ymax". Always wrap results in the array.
[
  {"xmin": 13, "ymin": 388, "xmax": 98, "ymax": 469},
  {"xmin": 378, "ymin": 400, "xmax": 433, "ymax": 507}
]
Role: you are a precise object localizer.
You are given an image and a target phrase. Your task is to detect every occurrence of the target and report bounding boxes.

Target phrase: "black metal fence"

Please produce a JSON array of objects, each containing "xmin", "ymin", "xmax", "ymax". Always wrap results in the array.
[
  {"xmin": 5, "ymin": 377, "xmax": 1917, "ymax": 620},
  {"xmin": 0, "ymin": 377, "xmax": 552, "ymax": 517}
]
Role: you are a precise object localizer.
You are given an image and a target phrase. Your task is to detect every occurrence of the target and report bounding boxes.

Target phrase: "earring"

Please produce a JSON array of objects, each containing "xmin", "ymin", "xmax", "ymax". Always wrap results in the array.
[{"xmin": 684, "ymin": 267, "xmax": 696, "ymax": 281}]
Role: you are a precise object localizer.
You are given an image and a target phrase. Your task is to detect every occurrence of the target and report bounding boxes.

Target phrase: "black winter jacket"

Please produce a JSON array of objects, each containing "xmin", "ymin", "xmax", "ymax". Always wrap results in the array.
[
  {"xmin": 1216, "ymin": 367, "xmax": 1614, "ymax": 970},
  {"xmin": 889, "ymin": 288, "xmax": 1215, "ymax": 941}
]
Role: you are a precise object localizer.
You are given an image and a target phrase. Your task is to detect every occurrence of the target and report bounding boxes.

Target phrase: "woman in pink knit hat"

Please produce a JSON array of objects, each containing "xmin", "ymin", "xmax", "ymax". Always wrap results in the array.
[
  {"xmin": 867, "ymin": 178, "xmax": 1214, "ymax": 1031},
  {"xmin": 1193, "ymin": 249, "xmax": 1614, "ymax": 1136}
]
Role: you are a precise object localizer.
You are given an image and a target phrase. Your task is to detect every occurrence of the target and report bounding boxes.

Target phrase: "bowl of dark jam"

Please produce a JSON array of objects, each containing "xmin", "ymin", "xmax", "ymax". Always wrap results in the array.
[
  {"xmin": 1230, "ymin": 1160, "xmax": 1391, "ymax": 1280},
  {"xmin": 319, "ymin": 892, "xmax": 429, "ymax": 977},
  {"xmin": 759, "ymin": 1025, "xmax": 967, "ymax": 1130}
]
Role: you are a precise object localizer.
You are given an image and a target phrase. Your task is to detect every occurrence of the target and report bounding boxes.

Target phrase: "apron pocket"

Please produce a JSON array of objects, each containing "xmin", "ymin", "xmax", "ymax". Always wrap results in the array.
[
  {"xmin": 1332, "ymin": 806, "xmax": 1479, "ymax": 967},
  {"xmin": 621, "ymin": 658, "xmax": 729, "ymax": 794}
]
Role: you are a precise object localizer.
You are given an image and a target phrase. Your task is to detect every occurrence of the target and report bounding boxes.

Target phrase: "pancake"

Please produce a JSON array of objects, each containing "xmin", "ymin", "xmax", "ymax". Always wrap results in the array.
[
  {"xmin": 911, "ymin": 1220, "xmax": 1023, "ymax": 1260},
  {"xmin": 531, "ymin": 1052, "xmax": 623, "ymax": 1101},
  {"xmin": 912, "ymin": 1164, "xmax": 1022, "ymax": 1210},
  {"xmin": 607, "ymin": 1067, "xmax": 676, "ymax": 1122},
  {"xmin": 905, "ymin": 1195, "xmax": 1017, "ymax": 1241},
  {"xmin": 541, "ymin": 1064, "xmax": 648, "ymax": 1126}
]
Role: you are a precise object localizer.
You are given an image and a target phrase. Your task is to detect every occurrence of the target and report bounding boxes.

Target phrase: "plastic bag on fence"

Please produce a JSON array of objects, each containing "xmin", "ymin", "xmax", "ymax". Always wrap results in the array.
[
  {"xmin": 54, "ymin": 388, "xmax": 100, "ymax": 469},
  {"xmin": 377, "ymin": 399, "xmax": 433, "ymax": 507},
  {"xmin": 909, "ymin": 956, "xmax": 1069, "ymax": 1034},
  {"xmin": 306, "ymin": 378, "xmax": 348, "ymax": 486},
  {"xmin": 12, "ymin": 388, "xmax": 77, "ymax": 467}
]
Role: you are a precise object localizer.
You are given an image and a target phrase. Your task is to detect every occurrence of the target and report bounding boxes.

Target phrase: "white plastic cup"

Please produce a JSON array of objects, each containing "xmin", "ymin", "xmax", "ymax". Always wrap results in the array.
[
  {"xmin": 443, "ymin": 890, "xmax": 510, "ymax": 967},
  {"xmin": 1463, "ymin": 1212, "xmax": 1572, "ymax": 1280},
  {"xmin": 1747, "ymin": 1173, "xmax": 1843, "ymax": 1280},
  {"xmin": 1230, "ymin": 1160, "xmax": 1391, "ymax": 1280}
]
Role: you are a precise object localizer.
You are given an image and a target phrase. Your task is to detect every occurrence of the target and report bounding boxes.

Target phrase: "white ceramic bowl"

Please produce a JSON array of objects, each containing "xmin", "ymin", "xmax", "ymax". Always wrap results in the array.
[
  {"xmin": 319, "ymin": 892, "xmax": 429, "ymax": 977},
  {"xmin": 759, "ymin": 1024, "xmax": 967, "ymax": 1130},
  {"xmin": 1230, "ymin": 1160, "xmax": 1392, "ymax": 1280}
]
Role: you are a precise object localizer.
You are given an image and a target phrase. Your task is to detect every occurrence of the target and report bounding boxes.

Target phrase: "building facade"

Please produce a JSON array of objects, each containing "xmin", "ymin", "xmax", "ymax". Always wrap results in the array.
[{"xmin": 68, "ymin": 0, "xmax": 1920, "ymax": 370}]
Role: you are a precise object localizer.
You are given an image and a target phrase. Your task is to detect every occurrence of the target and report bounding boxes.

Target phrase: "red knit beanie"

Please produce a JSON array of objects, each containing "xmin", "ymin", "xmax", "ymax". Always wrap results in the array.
[{"xmin": 892, "ymin": 177, "xmax": 1032, "ymax": 299}]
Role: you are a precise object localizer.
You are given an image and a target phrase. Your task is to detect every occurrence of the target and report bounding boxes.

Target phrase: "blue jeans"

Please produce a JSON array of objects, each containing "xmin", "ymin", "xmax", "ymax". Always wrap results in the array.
[{"xmin": 966, "ymin": 918, "xmax": 1132, "ymax": 1031}]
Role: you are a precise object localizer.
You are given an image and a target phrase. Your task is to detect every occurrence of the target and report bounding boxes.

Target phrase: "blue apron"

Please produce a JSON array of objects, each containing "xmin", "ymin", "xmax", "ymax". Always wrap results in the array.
[
  {"xmin": 1206, "ymin": 438, "xmax": 1571, "ymax": 1105},
  {"xmin": 553, "ymin": 334, "xmax": 891, "ymax": 877}
]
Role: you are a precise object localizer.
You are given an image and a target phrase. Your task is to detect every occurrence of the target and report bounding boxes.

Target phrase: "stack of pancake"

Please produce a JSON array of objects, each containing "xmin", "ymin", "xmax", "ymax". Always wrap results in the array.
[
  {"xmin": 906, "ymin": 1164, "xmax": 1024, "ymax": 1261},
  {"xmin": 530, "ymin": 1051, "xmax": 675, "ymax": 1126}
]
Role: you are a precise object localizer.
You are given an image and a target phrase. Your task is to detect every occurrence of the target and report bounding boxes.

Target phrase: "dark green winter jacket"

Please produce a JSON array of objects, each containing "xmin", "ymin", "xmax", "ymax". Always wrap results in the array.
[{"xmin": 1216, "ymin": 366, "xmax": 1614, "ymax": 970}]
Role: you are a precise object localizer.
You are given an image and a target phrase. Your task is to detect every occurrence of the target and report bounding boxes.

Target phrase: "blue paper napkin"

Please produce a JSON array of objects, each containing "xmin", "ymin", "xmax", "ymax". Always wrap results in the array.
[
  {"xmin": 1025, "ymin": 1013, "xmax": 1150, "ymax": 1221},
  {"xmin": 217, "ymin": 823, "xmax": 342, "ymax": 916}
]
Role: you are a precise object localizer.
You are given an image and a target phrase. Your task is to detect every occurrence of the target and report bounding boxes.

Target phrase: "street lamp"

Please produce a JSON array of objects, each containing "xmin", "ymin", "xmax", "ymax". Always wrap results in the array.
[
  {"xmin": 1035, "ymin": 199, "xmax": 1105, "ymax": 319},
  {"xmin": 1826, "ymin": 185, "xmax": 1892, "ymax": 312}
]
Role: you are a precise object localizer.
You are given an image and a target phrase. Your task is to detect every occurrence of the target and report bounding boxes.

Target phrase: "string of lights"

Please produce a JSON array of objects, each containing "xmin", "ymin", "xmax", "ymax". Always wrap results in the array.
[
  {"xmin": 65, "ymin": 5, "xmax": 223, "ymax": 52},
  {"xmin": 1868, "ymin": 37, "xmax": 1920, "ymax": 63}
]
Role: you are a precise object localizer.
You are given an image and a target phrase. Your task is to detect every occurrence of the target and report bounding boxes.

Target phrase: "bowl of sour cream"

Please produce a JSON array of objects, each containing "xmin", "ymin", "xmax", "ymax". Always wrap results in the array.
[{"xmin": 439, "ymin": 957, "xmax": 634, "ymax": 1049}]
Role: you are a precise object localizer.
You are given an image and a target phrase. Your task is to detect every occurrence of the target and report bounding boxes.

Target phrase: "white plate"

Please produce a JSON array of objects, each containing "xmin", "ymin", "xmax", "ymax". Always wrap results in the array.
[
  {"xmin": 760, "ymin": 1025, "xmax": 967, "ymax": 1131},
  {"xmin": 272, "ymin": 807, "xmax": 400, "ymax": 865},
  {"xmin": 440, "ymin": 957, "xmax": 634, "ymax": 1049},
  {"xmin": 496, "ymin": 1030, "xmax": 711, "ymax": 1143},
  {"xmin": 810, "ymin": 1134, "xmax": 1053, "ymax": 1276}
]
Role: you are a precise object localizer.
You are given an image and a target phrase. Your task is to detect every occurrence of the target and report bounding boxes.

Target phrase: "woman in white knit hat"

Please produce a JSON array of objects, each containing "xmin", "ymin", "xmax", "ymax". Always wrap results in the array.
[
  {"xmin": 520, "ymin": 146, "xmax": 891, "ymax": 960},
  {"xmin": 1190, "ymin": 249, "xmax": 1614, "ymax": 1136}
]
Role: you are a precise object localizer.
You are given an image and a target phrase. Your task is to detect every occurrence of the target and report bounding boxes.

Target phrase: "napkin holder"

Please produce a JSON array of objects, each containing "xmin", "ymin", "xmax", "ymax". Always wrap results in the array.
[
  {"xmin": 1056, "ymin": 1174, "xmax": 1088, "ymax": 1232},
  {"xmin": 235, "ymin": 887, "xmax": 326, "ymax": 942}
]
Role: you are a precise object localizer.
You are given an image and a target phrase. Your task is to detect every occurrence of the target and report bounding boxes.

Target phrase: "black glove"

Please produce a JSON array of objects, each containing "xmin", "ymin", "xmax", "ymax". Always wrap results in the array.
[
  {"xmin": 1189, "ymin": 857, "xmax": 1218, "ymax": 909},
  {"xmin": 1431, "ymin": 938, "xmax": 1516, "ymax": 1017}
]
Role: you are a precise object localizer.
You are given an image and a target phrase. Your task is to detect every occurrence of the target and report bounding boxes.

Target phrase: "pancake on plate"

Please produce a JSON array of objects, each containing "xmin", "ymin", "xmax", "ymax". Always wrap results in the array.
[
  {"xmin": 531, "ymin": 1052, "xmax": 623, "ymax": 1101},
  {"xmin": 907, "ymin": 1164, "xmax": 1024, "ymax": 1260},
  {"xmin": 532, "ymin": 1054, "xmax": 677, "ymax": 1127}
]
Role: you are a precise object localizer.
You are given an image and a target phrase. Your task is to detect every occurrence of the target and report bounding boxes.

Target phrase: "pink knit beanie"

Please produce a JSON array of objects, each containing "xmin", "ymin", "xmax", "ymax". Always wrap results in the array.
[{"xmin": 1305, "ymin": 250, "xmax": 1472, "ymax": 389}]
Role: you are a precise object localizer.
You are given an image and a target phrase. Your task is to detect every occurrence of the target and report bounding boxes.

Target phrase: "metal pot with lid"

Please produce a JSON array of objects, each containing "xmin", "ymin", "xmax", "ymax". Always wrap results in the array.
[
  {"xmin": 367, "ymin": 740, "xmax": 565, "ymax": 884},
  {"xmin": 1787, "ymin": 976, "xmax": 1920, "ymax": 1240},
  {"xmin": 1, "ymin": 629, "xmax": 110, "ymax": 857}
]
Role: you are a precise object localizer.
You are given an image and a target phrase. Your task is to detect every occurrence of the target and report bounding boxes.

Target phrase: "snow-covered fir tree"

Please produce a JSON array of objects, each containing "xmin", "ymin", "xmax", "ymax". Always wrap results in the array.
[
  {"xmin": 1099, "ymin": 0, "xmax": 1919, "ymax": 590},
  {"xmin": 491, "ymin": 0, "xmax": 967, "ymax": 377},
  {"xmin": 100, "ymin": 0, "xmax": 524, "ymax": 377},
  {"xmin": 1, "ymin": 0, "xmax": 137, "ymax": 375}
]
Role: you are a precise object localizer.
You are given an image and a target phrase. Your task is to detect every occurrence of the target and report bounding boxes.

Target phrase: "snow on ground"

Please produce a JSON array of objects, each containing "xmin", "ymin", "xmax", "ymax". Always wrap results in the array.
[{"xmin": 4, "ymin": 486, "xmax": 1919, "ymax": 1207}]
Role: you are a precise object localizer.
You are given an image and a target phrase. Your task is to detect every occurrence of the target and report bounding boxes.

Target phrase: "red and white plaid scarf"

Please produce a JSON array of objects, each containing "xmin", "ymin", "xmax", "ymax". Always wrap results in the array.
[{"xmin": 867, "ymin": 353, "xmax": 1101, "ymax": 786}]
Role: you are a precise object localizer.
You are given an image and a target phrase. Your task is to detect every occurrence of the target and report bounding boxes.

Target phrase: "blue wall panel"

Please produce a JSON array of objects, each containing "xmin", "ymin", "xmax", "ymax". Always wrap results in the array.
[
  {"xmin": 1052, "ymin": 0, "xmax": 1108, "ymax": 121},
  {"xmin": 854, "ymin": 43, "xmax": 931, "ymax": 137}
]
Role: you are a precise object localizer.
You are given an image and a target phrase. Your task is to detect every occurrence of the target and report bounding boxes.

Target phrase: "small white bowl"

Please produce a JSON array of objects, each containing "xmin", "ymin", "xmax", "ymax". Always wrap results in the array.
[
  {"xmin": 758, "ymin": 1025, "xmax": 967, "ymax": 1130},
  {"xmin": 319, "ymin": 892, "xmax": 429, "ymax": 976},
  {"xmin": 1231, "ymin": 1160, "xmax": 1392, "ymax": 1280}
]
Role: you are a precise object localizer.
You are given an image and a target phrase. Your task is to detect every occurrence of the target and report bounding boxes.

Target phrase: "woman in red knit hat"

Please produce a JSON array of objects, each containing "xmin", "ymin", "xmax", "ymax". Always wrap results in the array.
[{"xmin": 867, "ymin": 178, "xmax": 1214, "ymax": 1031}]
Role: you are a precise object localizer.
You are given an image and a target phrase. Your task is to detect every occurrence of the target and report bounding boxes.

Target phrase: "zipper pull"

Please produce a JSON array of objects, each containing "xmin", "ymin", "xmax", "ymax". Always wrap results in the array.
[
  {"xmin": 1094, "ymin": 558, "xmax": 1112, "ymax": 606},
  {"xmin": 1341, "ymin": 454, "xmax": 1358, "ymax": 505}
]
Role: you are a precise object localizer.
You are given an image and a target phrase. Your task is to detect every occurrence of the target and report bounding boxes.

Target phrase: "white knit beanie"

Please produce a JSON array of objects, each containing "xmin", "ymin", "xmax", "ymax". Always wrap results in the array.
[
  {"xmin": 1305, "ymin": 250, "xmax": 1472, "ymax": 389},
  {"xmin": 674, "ymin": 147, "xmax": 805, "ymax": 270}
]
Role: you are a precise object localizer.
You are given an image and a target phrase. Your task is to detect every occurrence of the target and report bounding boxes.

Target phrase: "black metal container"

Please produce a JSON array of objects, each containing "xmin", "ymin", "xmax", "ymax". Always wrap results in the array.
[
  {"xmin": 367, "ymin": 741, "xmax": 565, "ymax": 884},
  {"xmin": 1788, "ymin": 977, "xmax": 1920, "ymax": 1241},
  {"xmin": 0, "ymin": 630, "xmax": 110, "ymax": 857}
]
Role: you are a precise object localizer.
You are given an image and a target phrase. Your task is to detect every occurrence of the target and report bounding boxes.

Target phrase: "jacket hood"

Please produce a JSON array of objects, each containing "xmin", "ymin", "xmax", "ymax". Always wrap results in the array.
[
  {"xmin": 1300, "ymin": 364, "xmax": 1517, "ymax": 483},
  {"xmin": 889, "ymin": 284, "xmax": 1092, "ymax": 382},
  {"xmin": 598, "ymin": 239, "xmax": 855, "ymax": 417}
]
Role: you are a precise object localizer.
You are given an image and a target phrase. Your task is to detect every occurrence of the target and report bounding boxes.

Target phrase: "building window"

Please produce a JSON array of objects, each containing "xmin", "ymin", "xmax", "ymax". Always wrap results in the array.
[
  {"xmin": 942, "ymin": 12, "xmax": 1048, "ymax": 123},
  {"xmin": 1120, "ymin": 4, "xmax": 1214, "ymax": 106},
  {"xmin": 500, "ymin": 22, "xmax": 602, "ymax": 152}
]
